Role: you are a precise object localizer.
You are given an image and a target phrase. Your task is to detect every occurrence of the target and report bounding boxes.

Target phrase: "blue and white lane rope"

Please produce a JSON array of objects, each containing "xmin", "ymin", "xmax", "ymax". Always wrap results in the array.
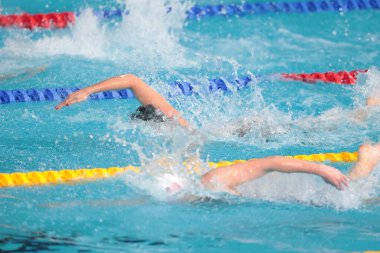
[
  {"xmin": 0, "ymin": 76, "xmax": 254, "ymax": 105},
  {"xmin": 94, "ymin": 0, "xmax": 380, "ymax": 20}
]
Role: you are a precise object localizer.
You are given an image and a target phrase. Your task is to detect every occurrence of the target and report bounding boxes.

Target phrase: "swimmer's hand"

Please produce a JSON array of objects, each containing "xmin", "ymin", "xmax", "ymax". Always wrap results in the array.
[
  {"xmin": 55, "ymin": 89, "xmax": 90, "ymax": 110},
  {"xmin": 320, "ymin": 167, "xmax": 349, "ymax": 190}
]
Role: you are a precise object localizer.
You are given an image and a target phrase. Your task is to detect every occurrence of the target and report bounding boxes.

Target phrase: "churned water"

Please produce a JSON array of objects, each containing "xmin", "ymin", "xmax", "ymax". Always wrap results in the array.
[{"xmin": 1, "ymin": 0, "xmax": 380, "ymax": 252}]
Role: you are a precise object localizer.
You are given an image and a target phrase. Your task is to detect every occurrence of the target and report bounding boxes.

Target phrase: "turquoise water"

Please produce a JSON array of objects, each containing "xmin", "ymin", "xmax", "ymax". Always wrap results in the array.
[{"xmin": 1, "ymin": 0, "xmax": 380, "ymax": 252}]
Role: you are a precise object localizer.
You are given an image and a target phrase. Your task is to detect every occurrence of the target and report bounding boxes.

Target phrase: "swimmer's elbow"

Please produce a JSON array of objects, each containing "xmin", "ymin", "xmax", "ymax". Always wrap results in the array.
[
  {"xmin": 118, "ymin": 73, "xmax": 136, "ymax": 83},
  {"xmin": 118, "ymin": 73, "xmax": 142, "ymax": 88},
  {"xmin": 119, "ymin": 73, "xmax": 136, "ymax": 79}
]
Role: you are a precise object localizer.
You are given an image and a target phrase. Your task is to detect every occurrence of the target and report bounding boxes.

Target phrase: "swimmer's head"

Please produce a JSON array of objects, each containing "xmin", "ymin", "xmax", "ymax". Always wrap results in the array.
[
  {"xmin": 156, "ymin": 174, "xmax": 184, "ymax": 196},
  {"xmin": 233, "ymin": 121, "xmax": 254, "ymax": 137},
  {"xmin": 130, "ymin": 104, "xmax": 168, "ymax": 123}
]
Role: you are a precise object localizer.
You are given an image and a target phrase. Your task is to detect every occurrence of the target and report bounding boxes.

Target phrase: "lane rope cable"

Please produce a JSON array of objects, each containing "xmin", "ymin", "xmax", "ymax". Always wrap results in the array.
[{"xmin": 0, "ymin": 151, "xmax": 358, "ymax": 188}]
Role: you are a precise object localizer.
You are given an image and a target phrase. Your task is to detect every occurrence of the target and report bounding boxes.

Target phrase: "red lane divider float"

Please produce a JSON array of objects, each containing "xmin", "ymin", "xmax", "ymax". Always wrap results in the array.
[
  {"xmin": 0, "ymin": 12, "xmax": 75, "ymax": 29},
  {"xmin": 281, "ymin": 69, "xmax": 368, "ymax": 85}
]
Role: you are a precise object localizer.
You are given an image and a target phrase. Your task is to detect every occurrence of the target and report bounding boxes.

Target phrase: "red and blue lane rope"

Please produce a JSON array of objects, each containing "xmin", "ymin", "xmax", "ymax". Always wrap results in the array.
[
  {"xmin": 0, "ymin": 0, "xmax": 379, "ymax": 29},
  {"xmin": 0, "ymin": 69, "xmax": 368, "ymax": 105}
]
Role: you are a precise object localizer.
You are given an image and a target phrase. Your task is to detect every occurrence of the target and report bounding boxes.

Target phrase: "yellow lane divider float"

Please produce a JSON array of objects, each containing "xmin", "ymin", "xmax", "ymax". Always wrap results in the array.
[{"xmin": 0, "ymin": 151, "xmax": 358, "ymax": 188}]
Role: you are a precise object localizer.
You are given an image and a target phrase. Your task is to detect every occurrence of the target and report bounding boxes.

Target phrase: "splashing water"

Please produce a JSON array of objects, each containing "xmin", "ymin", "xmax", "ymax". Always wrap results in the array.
[
  {"xmin": 112, "ymin": 69, "xmax": 380, "ymax": 208},
  {"xmin": 1, "ymin": 9, "xmax": 106, "ymax": 59},
  {"xmin": 0, "ymin": 0, "xmax": 191, "ymax": 68},
  {"xmin": 1, "ymin": 1, "xmax": 380, "ymax": 210},
  {"xmin": 110, "ymin": 0, "xmax": 192, "ymax": 67},
  {"xmin": 355, "ymin": 67, "xmax": 380, "ymax": 101},
  {"xmin": 239, "ymin": 164, "xmax": 380, "ymax": 209}
]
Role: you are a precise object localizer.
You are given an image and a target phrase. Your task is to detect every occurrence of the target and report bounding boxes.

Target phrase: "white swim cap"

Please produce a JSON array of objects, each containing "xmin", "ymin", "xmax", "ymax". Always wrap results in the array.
[{"xmin": 156, "ymin": 174, "xmax": 184, "ymax": 195}]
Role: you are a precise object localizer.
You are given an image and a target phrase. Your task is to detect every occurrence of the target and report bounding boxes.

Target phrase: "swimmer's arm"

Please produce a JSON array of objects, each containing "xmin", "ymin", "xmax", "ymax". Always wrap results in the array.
[
  {"xmin": 0, "ymin": 66, "xmax": 46, "ymax": 81},
  {"xmin": 201, "ymin": 157, "xmax": 349, "ymax": 194},
  {"xmin": 333, "ymin": 97, "xmax": 380, "ymax": 123},
  {"xmin": 55, "ymin": 74, "xmax": 189, "ymax": 127}
]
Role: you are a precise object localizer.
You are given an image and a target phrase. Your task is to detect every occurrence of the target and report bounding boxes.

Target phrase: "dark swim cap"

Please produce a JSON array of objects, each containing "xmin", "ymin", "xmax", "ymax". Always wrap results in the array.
[{"xmin": 130, "ymin": 104, "xmax": 167, "ymax": 122}]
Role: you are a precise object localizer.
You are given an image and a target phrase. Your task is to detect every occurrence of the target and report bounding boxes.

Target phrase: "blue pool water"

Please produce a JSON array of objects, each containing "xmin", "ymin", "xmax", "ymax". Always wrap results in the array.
[{"xmin": 1, "ymin": 0, "xmax": 380, "ymax": 252}]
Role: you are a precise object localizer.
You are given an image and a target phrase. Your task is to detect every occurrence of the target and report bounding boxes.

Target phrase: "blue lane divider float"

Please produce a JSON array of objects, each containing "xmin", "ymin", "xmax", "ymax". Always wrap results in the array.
[
  {"xmin": 94, "ymin": 0, "xmax": 380, "ymax": 20},
  {"xmin": 0, "ymin": 87, "xmax": 136, "ymax": 104},
  {"xmin": 0, "ymin": 76, "xmax": 254, "ymax": 105},
  {"xmin": 186, "ymin": 0, "xmax": 380, "ymax": 18},
  {"xmin": 91, "ymin": 9, "xmax": 127, "ymax": 19}
]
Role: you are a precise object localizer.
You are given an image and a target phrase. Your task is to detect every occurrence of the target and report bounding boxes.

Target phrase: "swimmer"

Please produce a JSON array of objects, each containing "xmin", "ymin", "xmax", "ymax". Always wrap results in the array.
[
  {"xmin": 231, "ymin": 96, "xmax": 380, "ymax": 138},
  {"xmin": 55, "ymin": 74, "xmax": 190, "ymax": 127},
  {"xmin": 55, "ymin": 74, "xmax": 380, "ymax": 195},
  {"xmin": 55, "ymin": 73, "xmax": 380, "ymax": 139},
  {"xmin": 0, "ymin": 194, "xmax": 17, "ymax": 199},
  {"xmin": 0, "ymin": 66, "xmax": 46, "ymax": 82},
  {"xmin": 151, "ymin": 142, "xmax": 380, "ymax": 197}
]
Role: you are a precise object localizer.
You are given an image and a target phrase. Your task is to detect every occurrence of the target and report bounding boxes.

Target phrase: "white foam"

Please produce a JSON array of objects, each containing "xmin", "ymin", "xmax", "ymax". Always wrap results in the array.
[
  {"xmin": 108, "ymin": 0, "xmax": 191, "ymax": 67},
  {"xmin": 123, "ymin": 157, "xmax": 200, "ymax": 201},
  {"xmin": 0, "ymin": 0, "xmax": 191, "ymax": 68},
  {"xmin": 355, "ymin": 67, "xmax": 380, "ymax": 99},
  {"xmin": 1, "ymin": 9, "xmax": 106, "ymax": 58}
]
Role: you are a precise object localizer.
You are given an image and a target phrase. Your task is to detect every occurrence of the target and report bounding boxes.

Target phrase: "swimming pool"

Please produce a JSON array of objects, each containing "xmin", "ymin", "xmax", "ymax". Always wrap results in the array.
[{"xmin": 1, "ymin": 0, "xmax": 380, "ymax": 252}]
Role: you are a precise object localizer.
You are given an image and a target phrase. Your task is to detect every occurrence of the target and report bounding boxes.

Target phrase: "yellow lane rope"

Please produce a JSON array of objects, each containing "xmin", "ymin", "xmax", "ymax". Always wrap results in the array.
[{"xmin": 0, "ymin": 151, "xmax": 358, "ymax": 188}]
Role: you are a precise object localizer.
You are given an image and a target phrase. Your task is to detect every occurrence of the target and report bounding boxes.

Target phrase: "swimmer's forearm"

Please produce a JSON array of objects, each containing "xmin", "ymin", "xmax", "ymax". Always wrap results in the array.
[
  {"xmin": 264, "ymin": 157, "xmax": 326, "ymax": 176},
  {"xmin": 56, "ymin": 74, "xmax": 153, "ymax": 110}
]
